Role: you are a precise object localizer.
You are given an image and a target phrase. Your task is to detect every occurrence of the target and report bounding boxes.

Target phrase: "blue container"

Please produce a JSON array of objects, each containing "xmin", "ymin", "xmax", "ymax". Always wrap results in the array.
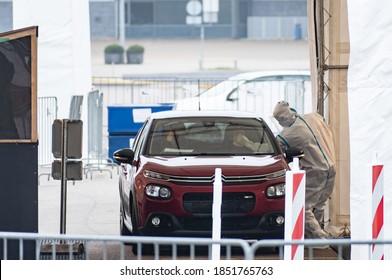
[
  {"xmin": 108, "ymin": 103, "xmax": 174, "ymax": 159},
  {"xmin": 108, "ymin": 103, "xmax": 174, "ymax": 134}
]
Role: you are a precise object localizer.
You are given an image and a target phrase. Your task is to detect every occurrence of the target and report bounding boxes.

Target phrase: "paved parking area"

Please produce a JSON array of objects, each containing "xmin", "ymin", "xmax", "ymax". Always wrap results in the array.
[
  {"xmin": 91, "ymin": 39, "xmax": 310, "ymax": 77},
  {"xmin": 38, "ymin": 166, "xmax": 120, "ymax": 235}
]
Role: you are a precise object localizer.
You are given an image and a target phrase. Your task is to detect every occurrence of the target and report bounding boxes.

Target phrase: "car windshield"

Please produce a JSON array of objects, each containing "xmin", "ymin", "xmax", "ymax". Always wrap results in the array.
[
  {"xmin": 198, "ymin": 74, "xmax": 310, "ymax": 97},
  {"xmin": 145, "ymin": 117, "xmax": 276, "ymax": 156}
]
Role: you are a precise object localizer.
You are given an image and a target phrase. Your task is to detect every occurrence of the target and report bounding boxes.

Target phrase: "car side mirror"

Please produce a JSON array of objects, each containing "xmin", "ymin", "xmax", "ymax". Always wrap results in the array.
[
  {"xmin": 113, "ymin": 148, "xmax": 135, "ymax": 164},
  {"xmin": 284, "ymin": 147, "xmax": 304, "ymax": 163}
]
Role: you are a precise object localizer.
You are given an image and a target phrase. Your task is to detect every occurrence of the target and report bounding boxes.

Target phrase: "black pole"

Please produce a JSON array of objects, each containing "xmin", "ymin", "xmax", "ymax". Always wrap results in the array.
[{"xmin": 60, "ymin": 119, "xmax": 68, "ymax": 234}]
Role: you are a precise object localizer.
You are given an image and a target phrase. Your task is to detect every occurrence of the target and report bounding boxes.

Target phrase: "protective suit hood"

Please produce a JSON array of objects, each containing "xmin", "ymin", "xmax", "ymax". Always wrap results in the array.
[{"xmin": 273, "ymin": 101, "xmax": 297, "ymax": 127}]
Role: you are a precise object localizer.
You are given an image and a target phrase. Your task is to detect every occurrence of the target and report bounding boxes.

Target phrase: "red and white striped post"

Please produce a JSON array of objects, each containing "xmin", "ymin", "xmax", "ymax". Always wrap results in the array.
[
  {"xmin": 371, "ymin": 152, "xmax": 384, "ymax": 260},
  {"xmin": 284, "ymin": 158, "xmax": 306, "ymax": 260}
]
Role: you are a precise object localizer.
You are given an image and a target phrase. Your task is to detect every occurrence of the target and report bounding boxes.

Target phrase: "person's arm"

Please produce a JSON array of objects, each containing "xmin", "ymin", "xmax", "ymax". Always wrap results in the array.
[{"xmin": 236, "ymin": 134, "xmax": 270, "ymax": 152}]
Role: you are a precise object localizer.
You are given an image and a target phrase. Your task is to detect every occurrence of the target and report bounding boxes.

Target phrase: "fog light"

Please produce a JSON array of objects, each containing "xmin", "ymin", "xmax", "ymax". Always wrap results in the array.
[
  {"xmin": 151, "ymin": 217, "xmax": 160, "ymax": 226},
  {"xmin": 276, "ymin": 216, "xmax": 285, "ymax": 225}
]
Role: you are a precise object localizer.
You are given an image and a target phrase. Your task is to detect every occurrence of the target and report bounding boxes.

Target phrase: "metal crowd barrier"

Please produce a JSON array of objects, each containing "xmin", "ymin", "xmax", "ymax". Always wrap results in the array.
[
  {"xmin": 37, "ymin": 97, "xmax": 58, "ymax": 184},
  {"xmin": 0, "ymin": 232, "xmax": 250, "ymax": 260},
  {"xmin": 37, "ymin": 77, "xmax": 308, "ymax": 183},
  {"xmin": 2, "ymin": 231, "xmax": 391, "ymax": 260},
  {"xmin": 92, "ymin": 76, "xmax": 221, "ymax": 106},
  {"xmin": 37, "ymin": 78, "xmax": 221, "ymax": 184}
]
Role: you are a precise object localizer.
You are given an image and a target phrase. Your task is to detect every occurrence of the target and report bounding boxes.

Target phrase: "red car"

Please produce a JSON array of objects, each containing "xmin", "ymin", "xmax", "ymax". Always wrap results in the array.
[{"xmin": 114, "ymin": 110, "xmax": 299, "ymax": 245}]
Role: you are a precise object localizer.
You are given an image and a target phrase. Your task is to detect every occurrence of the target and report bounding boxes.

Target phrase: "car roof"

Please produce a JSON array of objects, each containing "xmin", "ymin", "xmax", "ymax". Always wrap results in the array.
[
  {"xmin": 149, "ymin": 110, "xmax": 262, "ymax": 120},
  {"xmin": 227, "ymin": 69, "xmax": 310, "ymax": 81}
]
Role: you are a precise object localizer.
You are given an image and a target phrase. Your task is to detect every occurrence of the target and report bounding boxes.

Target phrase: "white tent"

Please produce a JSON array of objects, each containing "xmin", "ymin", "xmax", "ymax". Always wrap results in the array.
[
  {"xmin": 13, "ymin": 0, "xmax": 92, "ymax": 156},
  {"xmin": 347, "ymin": 0, "xmax": 392, "ymax": 259},
  {"xmin": 308, "ymin": 0, "xmax": 392, "ymax": 259}
]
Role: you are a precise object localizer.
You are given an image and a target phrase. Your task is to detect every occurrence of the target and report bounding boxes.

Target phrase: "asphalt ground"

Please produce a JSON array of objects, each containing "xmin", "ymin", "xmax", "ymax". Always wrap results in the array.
[
  {"xmin": 91, "ymin": 38, "xmax": 310, "ymax": 77},
  {"xmin": 37, "ymin": 39, "xmax": 344, "ymax": 259}
]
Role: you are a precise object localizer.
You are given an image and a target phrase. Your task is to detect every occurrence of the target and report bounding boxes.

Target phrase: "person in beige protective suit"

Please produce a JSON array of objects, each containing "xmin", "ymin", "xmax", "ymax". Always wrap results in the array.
[{"xmin": 273, "ymin": 101, "xmax": 336, "ymax": 239}]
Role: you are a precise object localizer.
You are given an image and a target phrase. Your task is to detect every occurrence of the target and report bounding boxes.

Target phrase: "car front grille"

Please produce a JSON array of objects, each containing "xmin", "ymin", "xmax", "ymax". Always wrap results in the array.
[
  {"xmin": 183, "ymin": 192, "xmax": 256, "ymax": 213},
  {"xmin": 162, "ymin": 172, "xmax": 284, "ymax": 185}
]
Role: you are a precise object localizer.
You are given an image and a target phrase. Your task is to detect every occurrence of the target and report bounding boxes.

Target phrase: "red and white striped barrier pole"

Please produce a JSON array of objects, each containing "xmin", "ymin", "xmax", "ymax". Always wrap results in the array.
[
  {"xmin": 284, "ymin": 158, "xmax": 306, "ymax": 260},
  {"xmin": 371, "ymin": 152, "xmax": 384, "ymax": 260}
]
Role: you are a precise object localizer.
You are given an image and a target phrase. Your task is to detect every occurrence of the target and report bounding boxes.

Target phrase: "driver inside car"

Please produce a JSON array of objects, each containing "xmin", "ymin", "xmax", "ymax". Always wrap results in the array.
[{"xmin": 233, "ymin": 130, "xmax": 271, "ymax": 153}]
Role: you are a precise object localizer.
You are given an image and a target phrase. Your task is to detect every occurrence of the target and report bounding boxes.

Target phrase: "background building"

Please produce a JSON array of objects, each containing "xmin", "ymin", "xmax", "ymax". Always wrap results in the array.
[{"xmin": 1, "ymin": 0, "xmax": 308, "ymax": 40}]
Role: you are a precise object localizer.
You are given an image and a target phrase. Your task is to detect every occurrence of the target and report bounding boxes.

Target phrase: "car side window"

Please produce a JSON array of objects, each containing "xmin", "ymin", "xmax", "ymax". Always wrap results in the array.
[
  {"xmin": 226, "ymin": 87, "xmax": 238, "ymax": 101},
  {"xmin": 227, "ymin": 81, "xmax": 257, "ymax": 101},
  {"xmin": 132, "ymin": 119, "xmax": 149, "ymax": 159}
]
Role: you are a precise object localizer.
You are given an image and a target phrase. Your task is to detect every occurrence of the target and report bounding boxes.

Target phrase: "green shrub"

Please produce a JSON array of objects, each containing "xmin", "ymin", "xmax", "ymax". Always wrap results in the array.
[
  {"xmin": 104, "ymin": 44, "xmax": 124, "ymax": 54},
  {"xmin": 126, "ymin": 44, "xmax": 144, "ymax": 54}
]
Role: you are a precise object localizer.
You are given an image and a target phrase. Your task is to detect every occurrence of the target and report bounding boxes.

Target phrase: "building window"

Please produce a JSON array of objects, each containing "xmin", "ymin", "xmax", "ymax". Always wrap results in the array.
[{"xmin": 130, "ymin": 1, "xmax": 154, "ymax": 24}]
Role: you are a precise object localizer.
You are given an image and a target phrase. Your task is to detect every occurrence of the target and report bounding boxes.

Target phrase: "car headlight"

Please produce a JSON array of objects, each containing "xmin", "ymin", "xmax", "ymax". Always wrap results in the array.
[
  {"xmin": 265, "ymin": 169, "xmax": 286, "ymax": 180},
  {"xmin": 144, "ymin": 170, "xmax": 170, "ymax": 181},
  {"xmin": 145, "ymin": 185, "xmax": 172, "ymax": 199},
  {"xmin": 266, "ymin": 183, "xmax": 285, "ymax": 198}
]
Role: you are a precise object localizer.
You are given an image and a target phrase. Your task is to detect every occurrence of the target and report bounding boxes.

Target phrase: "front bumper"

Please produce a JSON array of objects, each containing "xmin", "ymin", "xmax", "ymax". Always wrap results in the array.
[{"xmin": 138, "ymin": 211, "xmax": 285, "ymax": 240}]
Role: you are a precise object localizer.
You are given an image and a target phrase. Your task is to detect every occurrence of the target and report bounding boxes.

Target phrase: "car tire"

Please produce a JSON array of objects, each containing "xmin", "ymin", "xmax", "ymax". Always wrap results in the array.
[
  {"xmin": 121, "ymin": 202, "xmax": 151, "ymax": 255},
  {"xmin": 129, "ymin": 206, "xmax": 154, "ymax": 255},
  {"xmin": 130, "ymin": 205, "xmax": 139, "ymax": 235}
]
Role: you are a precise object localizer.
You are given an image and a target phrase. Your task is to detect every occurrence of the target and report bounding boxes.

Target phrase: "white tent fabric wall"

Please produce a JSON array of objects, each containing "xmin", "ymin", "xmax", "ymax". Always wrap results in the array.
[
  {"xmin": 347, "ymin": 0, "xmax": 392, "ymax": 259},
  {"xmin": 13, "ymin": 0, "xmax": 92, "ymax": 158}
]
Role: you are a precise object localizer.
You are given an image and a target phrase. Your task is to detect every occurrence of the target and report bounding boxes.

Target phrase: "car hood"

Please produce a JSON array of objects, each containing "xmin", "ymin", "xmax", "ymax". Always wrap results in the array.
[{"xmin": 141, "ymin": 155, "xmax": 287, "ymax": 177}]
